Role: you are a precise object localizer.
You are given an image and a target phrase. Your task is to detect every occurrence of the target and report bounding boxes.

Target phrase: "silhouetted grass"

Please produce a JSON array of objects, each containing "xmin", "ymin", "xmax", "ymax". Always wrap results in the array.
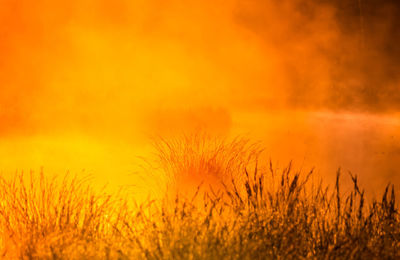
[{"xmin": 0, "ymin": 136, "xmax": 399, "ymax": 259}]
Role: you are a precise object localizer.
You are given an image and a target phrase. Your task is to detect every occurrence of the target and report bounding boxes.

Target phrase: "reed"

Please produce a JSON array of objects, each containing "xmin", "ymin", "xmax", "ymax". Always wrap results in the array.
[{"xmin": 0, "ymin": 136, "xmax": 398, "ymax": 259}]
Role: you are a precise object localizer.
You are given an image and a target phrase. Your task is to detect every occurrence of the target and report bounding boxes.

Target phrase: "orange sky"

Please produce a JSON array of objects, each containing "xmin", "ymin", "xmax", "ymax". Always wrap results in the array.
[{"xmin": 0, "ymin": 0, "xmax": 399, "ymax": 198}]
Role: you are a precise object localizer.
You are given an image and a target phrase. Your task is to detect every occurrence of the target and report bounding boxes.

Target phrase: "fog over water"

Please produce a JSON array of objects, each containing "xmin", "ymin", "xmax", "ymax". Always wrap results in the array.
[{"xmin": 0, "ymin": 0, "xmax": 399, "ymax": 198}]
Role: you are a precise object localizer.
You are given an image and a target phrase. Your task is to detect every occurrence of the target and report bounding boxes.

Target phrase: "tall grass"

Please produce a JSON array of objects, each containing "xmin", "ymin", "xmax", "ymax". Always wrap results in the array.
[
  {"xmin": 0, "ymin": 136, "xmax": 399, "ymax": 259},
  {"xmin": 0, "ymin": 171, "xmax": 126, "ymax": 258}
]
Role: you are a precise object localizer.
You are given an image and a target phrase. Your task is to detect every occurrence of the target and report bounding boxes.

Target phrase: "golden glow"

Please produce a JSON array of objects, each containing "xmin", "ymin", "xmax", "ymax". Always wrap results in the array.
[{"xmin": 0, "ymin": 0, "xmax": 399, "ymax": 199}]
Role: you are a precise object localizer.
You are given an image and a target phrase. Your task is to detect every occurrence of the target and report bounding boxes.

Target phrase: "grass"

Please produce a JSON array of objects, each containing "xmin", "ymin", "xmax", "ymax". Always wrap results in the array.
[{"xmin": 0, "ymin": 135, "xmax": 399, "ymax": 259}]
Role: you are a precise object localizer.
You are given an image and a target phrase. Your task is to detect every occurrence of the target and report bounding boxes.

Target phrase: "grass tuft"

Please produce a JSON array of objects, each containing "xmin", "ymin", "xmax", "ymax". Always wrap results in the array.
[{"xmin": 0, "ymin": 136, "xmax": 399, "ymax": 259}]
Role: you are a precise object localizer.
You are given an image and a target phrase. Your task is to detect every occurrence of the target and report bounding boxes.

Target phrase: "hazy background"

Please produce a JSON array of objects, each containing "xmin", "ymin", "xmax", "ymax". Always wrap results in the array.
[{"xmin": 0, "ymin": 0, "xmax": 399, "ymax": 198}]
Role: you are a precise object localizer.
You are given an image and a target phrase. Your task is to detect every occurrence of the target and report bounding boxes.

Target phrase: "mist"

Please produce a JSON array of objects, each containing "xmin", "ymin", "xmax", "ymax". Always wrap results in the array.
[{"xmin": 0, "ymin": 0, "xmax": 399, "ymax": 197}]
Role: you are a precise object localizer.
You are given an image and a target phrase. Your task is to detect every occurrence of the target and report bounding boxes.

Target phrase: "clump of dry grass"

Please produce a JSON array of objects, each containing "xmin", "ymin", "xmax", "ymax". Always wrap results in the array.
[
  {"xmin": 152, "ymin": 133, "xmax": 261, "ymax": 195},
  {"xmin": 0, "ymin": 171, "xmax": 127, "ymax": 259},
  {"xmin": 0, "ymin": 136, "xmax": 399, "ymax": 259}
]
